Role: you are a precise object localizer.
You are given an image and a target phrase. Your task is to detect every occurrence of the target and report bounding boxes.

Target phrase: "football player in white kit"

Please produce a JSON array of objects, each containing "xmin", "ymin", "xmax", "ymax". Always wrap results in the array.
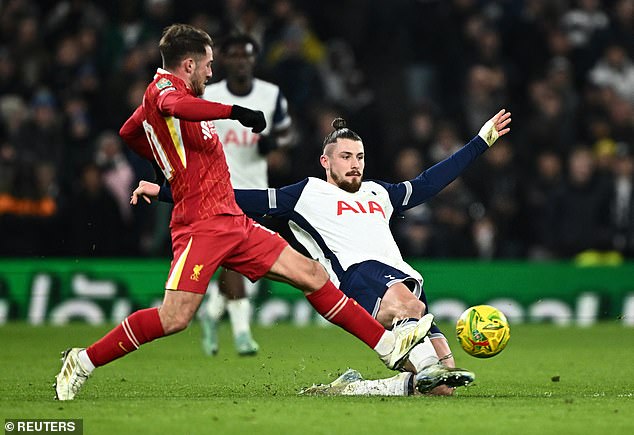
[
  {"xmin": 200, "ymin": 34, "xmax": 293, "ymax": 356},
  {"xmin": 135, "ymin": 109, "xmax": 511, "ymax": 395}
]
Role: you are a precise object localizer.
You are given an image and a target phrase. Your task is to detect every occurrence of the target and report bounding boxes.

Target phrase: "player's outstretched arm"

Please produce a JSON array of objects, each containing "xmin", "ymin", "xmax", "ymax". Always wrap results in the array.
[
  {"xmin": 388, "ymin": 109, "xmax": 512, "ymax": 211},
  {"xmin": 130, "ymin": 180, "xmax": 160, "ymax": 205},
  {"xmin": 478, "ymin": 108, "xmax": 512, "ymax": 147}
]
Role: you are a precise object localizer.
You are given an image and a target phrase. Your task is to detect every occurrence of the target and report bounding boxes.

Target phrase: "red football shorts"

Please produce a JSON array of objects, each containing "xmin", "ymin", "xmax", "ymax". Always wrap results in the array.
[{"xmin": 166, "ymin": 214, "xmax": 288, "ymax": 293}]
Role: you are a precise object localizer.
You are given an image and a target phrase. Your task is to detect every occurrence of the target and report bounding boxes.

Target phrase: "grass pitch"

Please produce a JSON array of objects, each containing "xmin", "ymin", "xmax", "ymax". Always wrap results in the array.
[{"xmin": 1, "ymin": 322, "xmax": 633, "ymax": 435}]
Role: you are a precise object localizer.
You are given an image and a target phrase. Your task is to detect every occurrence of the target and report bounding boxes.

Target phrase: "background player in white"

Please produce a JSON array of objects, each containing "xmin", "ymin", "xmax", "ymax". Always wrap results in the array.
[
  {"xmin": 200, "ymin": 34, "xmax": 293, "ymax": 356},
  {"xmin": 134, "ymin": 109, "xmax": 511, "ymax": 395}
]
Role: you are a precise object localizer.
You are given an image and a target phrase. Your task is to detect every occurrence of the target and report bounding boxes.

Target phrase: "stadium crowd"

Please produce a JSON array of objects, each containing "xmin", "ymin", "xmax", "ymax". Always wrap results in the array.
[{"xmin": 0, "ymin": 0, "xmax": 632, "ymax": 260}]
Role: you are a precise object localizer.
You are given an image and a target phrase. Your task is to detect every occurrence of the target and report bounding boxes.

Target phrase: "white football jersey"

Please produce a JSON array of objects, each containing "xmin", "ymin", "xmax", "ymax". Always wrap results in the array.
[
  {"xmin": 288, "ymin": 178, "xmax": 423, "ymax": 287},
  {"xmin": 203, "ymin": 79, "xmax": 291, "ymax": 188},
  {"xmin": 233, "ymin": 135, "xmax": 490, "ymax": 287}
]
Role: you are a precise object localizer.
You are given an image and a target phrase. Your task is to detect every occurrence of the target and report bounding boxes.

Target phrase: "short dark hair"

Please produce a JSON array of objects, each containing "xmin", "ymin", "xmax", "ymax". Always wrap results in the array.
[
  {"xmin": 159, "ymin": 24, "xmax": 213, "ymax": 69},
  {"xmin": 322, "ymin": 118, "xmax": 362, "ymax": 152},
  {"xmin": 218, "ymin": 34, "xmax": 260, "ymax": 55}
]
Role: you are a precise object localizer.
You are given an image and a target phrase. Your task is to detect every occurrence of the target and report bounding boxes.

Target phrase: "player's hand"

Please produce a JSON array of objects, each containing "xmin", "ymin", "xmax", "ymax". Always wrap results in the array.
[
  {"xmin": 478, "ymin": 109, "xmax": 512, "ymax": 146},
  {"xmin": 130, "ymin": 180, "xmax": 160, "ymax": 205},
  {"xmin": 230, "ymin": 105, "xmax": 266, "ymax": 133}
]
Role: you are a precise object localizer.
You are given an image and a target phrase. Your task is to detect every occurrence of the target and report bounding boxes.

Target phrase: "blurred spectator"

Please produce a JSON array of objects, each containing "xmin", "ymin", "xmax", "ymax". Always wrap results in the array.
[
  {"xmin": 391, "ymin": 147, "xmax": 434, "ymax": 258},
  {"xmin": 472, "ymin": 215, "xmax": 497, "ymax": 260},
  {"xmin": 62, "ymin": 162, "xmax": 127, "ymax": 256},
  {"xmin": 561, "ymin": 0, "xmax": 609, "ymax": 49},
  {"xmin": 602, "ymin": 0, "xmax": 634, "ymax": 57},
  {"xmin": 14, "ymin": 89, "xmax": 65, "ymax": 188},
  {"xmin": 463, "ymin": 64, "xmax": 508, "ymax": 136},
  {"xmin": 524, "ymin": 150, "xmax": 564, "ymax": 259},
  {"xmin": 263, "ymin": 0, "xmax": 325, "ymax": 115},
  {"xmin": 95, "ymin": 131, "xmax": 135, "ymax": 223},
  {"xmin": 546, "ymin": 147, "xmax": 613, "ymax": 257},
  {"xmin": 426, "ymin": 178, "xmax": 477, "ymax": 258},
  {"xmin": 0, "ymin": 48, "xmax": 27, "ymax": 97},
  {"xmin": 546, "ymin": 56, "xmax": 580, "ymax": 122},
  {"xmin": 588, "ymin": 43, "xmax": 634, "ymax": 104},
  {"xmin": 610, "ymin": 143, "xmax": 634, "ymax": 256},
  {"xmin": 427, "ymin": 121, "xmax": 463, "ymax": 164},
  {"xmin": 319, "ymin": 40, "xmax": 373, "ymax": 113},
  {"xmin": 522, "ymin": 79, "xmax": 576, "ymax": 156},
  {"xmin": 397, "ymin": 105, "xmax": 437, "ymax": 155},
  {"xmin": 45, "ymin": 0, "xmax": 106, "ymax": 40},
  {"xmin": 465, "ymin": 139, "xmax": 525, "ymax": 257},
  {"xmin": 223, "ymin": 0, "xmax": 268, "ymax": 47}
]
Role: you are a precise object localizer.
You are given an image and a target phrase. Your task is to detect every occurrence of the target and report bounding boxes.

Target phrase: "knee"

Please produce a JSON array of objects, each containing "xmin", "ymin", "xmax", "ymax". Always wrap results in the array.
[
  {"xmin": 159, "ymin": 310, "xmax": 191, "ymax": 335},
  {"xmin": 308, "ymin": 259, "xmax": 329, "ymax": 282},
  {"xmin": 298, "ymin": 259, "xmax": 329, "ymax": 293}
]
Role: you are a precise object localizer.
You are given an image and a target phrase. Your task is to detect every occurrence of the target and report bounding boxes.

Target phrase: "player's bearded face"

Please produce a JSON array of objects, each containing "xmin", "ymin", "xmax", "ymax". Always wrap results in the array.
[
  {"xmin": 325, "ymin": 139, "xmax": 364, "ymax": 193},
  {"xmin": 191, "ymin": 46, "xmax": 213, "ymax": 96}
]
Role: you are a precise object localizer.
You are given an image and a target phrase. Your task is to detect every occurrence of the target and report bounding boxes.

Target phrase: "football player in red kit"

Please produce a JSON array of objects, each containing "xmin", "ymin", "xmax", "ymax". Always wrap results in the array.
[{"xmin": 53, "ymin": 23, "xmax": 433, "ymax": 401}]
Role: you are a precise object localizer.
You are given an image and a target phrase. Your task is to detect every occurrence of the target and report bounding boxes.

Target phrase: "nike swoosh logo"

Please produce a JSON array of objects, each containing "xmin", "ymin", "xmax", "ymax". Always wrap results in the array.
[{"xmin": 118, "ymin": 341, "xmax": 129, "ymax": 353}]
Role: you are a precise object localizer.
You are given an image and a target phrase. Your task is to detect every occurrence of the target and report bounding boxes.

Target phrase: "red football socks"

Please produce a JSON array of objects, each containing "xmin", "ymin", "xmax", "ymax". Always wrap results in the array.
[
  {"xmin": 86, "ymin": 307, "xmax": 165, "ymax": 367},
  {"xmin": 305, "ymin": 280, "xmax": 385, "ymax": 348}
]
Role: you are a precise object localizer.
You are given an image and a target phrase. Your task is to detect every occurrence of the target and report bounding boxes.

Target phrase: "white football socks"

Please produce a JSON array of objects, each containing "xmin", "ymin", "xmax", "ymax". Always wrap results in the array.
[
  {"xmin": 206, "ymin": 283, "xmax": 227, "ymax": 321},
  {"xmin": 373, "ymin": 330, "xmax": 395, "ymax": 357},
  {"xmin": 408, "ymin": 338, "xmax": 440, "ymax": 372},
  {"xmin": 77, "ymin": 349, "xmax": 95, "ymax": 374},
  {"xmin": 340, "ymin": 372, "xmax": 413, "ymax": 396},
  {"xmin": 227, "ymin": 298, "xmax": 252, "ymax": 338}
]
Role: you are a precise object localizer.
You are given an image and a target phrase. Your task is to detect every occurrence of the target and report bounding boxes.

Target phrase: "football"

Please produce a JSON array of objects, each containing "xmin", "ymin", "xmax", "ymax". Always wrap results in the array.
[{"xmin": 456, "ymin": 305, "xmax": 510, "ymax": 358}]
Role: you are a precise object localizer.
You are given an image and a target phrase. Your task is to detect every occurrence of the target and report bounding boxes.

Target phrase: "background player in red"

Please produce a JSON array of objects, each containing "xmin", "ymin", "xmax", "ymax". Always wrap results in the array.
[{"xmin": 53, "ymin": 23, "xmax": 433, "ymax": 401}]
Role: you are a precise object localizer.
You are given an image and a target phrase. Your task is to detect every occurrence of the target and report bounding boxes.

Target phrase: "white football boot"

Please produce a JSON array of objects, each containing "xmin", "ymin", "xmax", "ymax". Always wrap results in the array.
[
  {"xmin": 381, "ymin": 313, "xmax": 434, "ymax": 370},
  {"xmin": 299, "ymin": 369, "xmax": 365, "ymax": 395},
  {"xmin": 54, "ymin": 348, "xmax": 90, "ymax": 401},
  {"xmin": 234, "ymin": 332, "xmax": 259, "ymax": 356},
  {"xmin": 415, "ymin": 362, "xmax": 475, "ymax": 393}
]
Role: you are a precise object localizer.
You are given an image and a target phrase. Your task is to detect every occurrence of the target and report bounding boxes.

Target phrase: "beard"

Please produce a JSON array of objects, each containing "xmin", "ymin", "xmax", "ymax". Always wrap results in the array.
[
  {"xmin": 190, "ymin": 72, "xmax": 207, "ymax": 96},
  {"xmin": 330, "ymin": 169, "xmax": 362, "ymax": 193},
  {"xmin": 191, "ymin": 79, "xmax": 205, "ymax": 97}
]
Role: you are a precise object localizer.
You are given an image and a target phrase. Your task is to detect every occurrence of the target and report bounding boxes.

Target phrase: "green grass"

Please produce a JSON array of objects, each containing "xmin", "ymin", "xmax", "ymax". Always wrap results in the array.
[{"xmin": 1, "ymin": 322, "xmax": 634, "ymax": 435}]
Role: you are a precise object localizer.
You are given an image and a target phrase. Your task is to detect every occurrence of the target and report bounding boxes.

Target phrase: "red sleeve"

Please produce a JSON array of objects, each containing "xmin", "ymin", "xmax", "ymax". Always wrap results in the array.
[
  {"xmin": 119, "ymin": 105, "xmax": 154, "ymax": 161},
  {"xmin": 157, "ymin": 91, "xmax": 233, "ymax": 121}
]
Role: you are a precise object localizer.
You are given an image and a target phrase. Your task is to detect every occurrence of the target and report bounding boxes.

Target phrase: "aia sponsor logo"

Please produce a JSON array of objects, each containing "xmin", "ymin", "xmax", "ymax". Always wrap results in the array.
[
  {"xmin": 201, "ymin": 121, "xmax": 217, "ymax": 140},
  {"xmin": 336, "ymin": 200, "xmax": 385, "ymax": 219},
  {"xmin": 222, "ymin": 128, "xmax": 259, "ymax": 147}
]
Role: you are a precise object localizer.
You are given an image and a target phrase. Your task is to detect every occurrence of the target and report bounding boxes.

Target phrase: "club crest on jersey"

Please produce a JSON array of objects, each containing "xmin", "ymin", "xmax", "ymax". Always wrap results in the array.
[
  {"xmin": 190, "ymin": 264, "xmax": 204, "ymax": 281},
  {"xmin": 201, "ymin": 120, "xmax": 217, "ymax": 140},
  {"xmin": 336, "ymin": 200, "xmax": 385, "ymax": 219},
  {"xmin": 156, "ymin": 77, "xmax": 173, "ymax": 90}
]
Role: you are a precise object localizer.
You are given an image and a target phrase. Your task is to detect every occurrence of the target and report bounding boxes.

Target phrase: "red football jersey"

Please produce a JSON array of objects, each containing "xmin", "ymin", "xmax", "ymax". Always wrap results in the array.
[{"xmin": 139, "ymin": 69, "xmax": 243, "ymax": 225}]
